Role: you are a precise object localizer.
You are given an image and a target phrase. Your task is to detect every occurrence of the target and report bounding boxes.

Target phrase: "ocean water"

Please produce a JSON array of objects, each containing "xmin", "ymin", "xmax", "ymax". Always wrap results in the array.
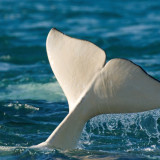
[{"xmin": 0, "ymin": 0, "xmax": 160, "ymax": 159}]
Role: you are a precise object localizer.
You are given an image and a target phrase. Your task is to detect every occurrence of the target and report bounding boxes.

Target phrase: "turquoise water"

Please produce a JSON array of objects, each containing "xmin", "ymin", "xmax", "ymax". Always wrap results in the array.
[{"xmin": 0, "ymin": 0, "xmax": 160, "ymax": 159}]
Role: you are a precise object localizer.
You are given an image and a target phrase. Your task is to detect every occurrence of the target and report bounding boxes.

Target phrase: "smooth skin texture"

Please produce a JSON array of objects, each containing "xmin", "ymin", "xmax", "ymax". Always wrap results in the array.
[{"xmin": 35, "ymin": 28, "xmax": 160, "ymax": 150}]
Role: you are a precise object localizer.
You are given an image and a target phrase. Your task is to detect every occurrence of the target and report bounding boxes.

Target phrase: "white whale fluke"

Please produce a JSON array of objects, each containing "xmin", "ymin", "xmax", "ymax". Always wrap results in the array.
[{"xmin": 36, "ymin": 28, "xmax": 160, "ymax": 150}]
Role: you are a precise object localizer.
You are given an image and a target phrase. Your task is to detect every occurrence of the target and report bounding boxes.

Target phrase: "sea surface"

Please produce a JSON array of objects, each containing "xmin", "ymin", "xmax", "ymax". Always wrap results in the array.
[{"xmin": 0, "ymin": 0, "xmax": 160, "ymax": 159}]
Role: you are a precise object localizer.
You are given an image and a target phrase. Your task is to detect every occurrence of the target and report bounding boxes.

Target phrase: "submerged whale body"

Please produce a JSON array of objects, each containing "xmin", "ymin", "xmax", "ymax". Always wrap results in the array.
[{"xmin": 36, "ymin": 28, "xmax": 160, "ymax": 150}]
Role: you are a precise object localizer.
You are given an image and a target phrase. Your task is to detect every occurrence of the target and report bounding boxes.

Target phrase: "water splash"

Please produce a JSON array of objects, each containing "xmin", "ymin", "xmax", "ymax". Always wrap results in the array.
[{"xmin": 79, "ymin": 109, "xmax": 160, "ymax": 156}]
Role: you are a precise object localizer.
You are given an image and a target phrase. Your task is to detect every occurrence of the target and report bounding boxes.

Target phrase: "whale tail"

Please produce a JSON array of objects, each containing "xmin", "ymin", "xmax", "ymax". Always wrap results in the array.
[
  {"xmin": 40, "ymin": 28, "xmax": 160, "ymax": 149},
  {"xmin": 46, "ymin": 28, "xmax": 106, "ymax": 112}
]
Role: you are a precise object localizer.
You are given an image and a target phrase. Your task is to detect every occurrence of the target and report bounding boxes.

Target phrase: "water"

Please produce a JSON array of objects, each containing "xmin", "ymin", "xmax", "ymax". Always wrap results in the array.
[{"xmin": 0, "ymin": 0, "xmax": 160, "ymax": 159}]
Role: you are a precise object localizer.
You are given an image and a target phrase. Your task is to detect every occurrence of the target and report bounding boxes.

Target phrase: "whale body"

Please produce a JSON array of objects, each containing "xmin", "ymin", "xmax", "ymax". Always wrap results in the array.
[{"xmin": 36, "ymin": 28, "xmax": 160, "ymax": 150}]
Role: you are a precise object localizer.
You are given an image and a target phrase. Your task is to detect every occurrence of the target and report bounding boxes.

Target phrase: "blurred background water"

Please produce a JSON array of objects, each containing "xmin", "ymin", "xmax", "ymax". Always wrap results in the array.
[{"xmin": 0, "ymin": 0, "xmax": 160, "ymax": 159}]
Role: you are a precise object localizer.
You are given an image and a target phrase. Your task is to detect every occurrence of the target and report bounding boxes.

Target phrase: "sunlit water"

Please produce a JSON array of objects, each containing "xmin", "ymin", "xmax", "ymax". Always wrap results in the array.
[{"xmin": 0, "ymin": 0, "xmax": 160, "ymax": 159}]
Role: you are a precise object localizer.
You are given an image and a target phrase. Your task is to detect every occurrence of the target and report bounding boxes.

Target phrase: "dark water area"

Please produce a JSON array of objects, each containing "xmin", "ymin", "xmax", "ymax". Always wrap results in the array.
[{"xmin": 0, "ymin": 0, "xmax": 160, "ymax": 159}]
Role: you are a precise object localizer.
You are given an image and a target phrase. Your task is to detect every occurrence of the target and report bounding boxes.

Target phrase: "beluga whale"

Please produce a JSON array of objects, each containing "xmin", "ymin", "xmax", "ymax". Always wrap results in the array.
[{"xmin": 35, "ymin": 28, "xmax": 160, "ymax": 150}]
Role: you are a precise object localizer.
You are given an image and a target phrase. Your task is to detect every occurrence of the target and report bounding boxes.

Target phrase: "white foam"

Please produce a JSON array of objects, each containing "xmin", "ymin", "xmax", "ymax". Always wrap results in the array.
[
  {"xmin": 0, "ymin": 81, "xmax": 66, "ymax": 102},
  {"xmin": 5, "ymin": 103, "xmax": 39, "ymax": 111}
]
